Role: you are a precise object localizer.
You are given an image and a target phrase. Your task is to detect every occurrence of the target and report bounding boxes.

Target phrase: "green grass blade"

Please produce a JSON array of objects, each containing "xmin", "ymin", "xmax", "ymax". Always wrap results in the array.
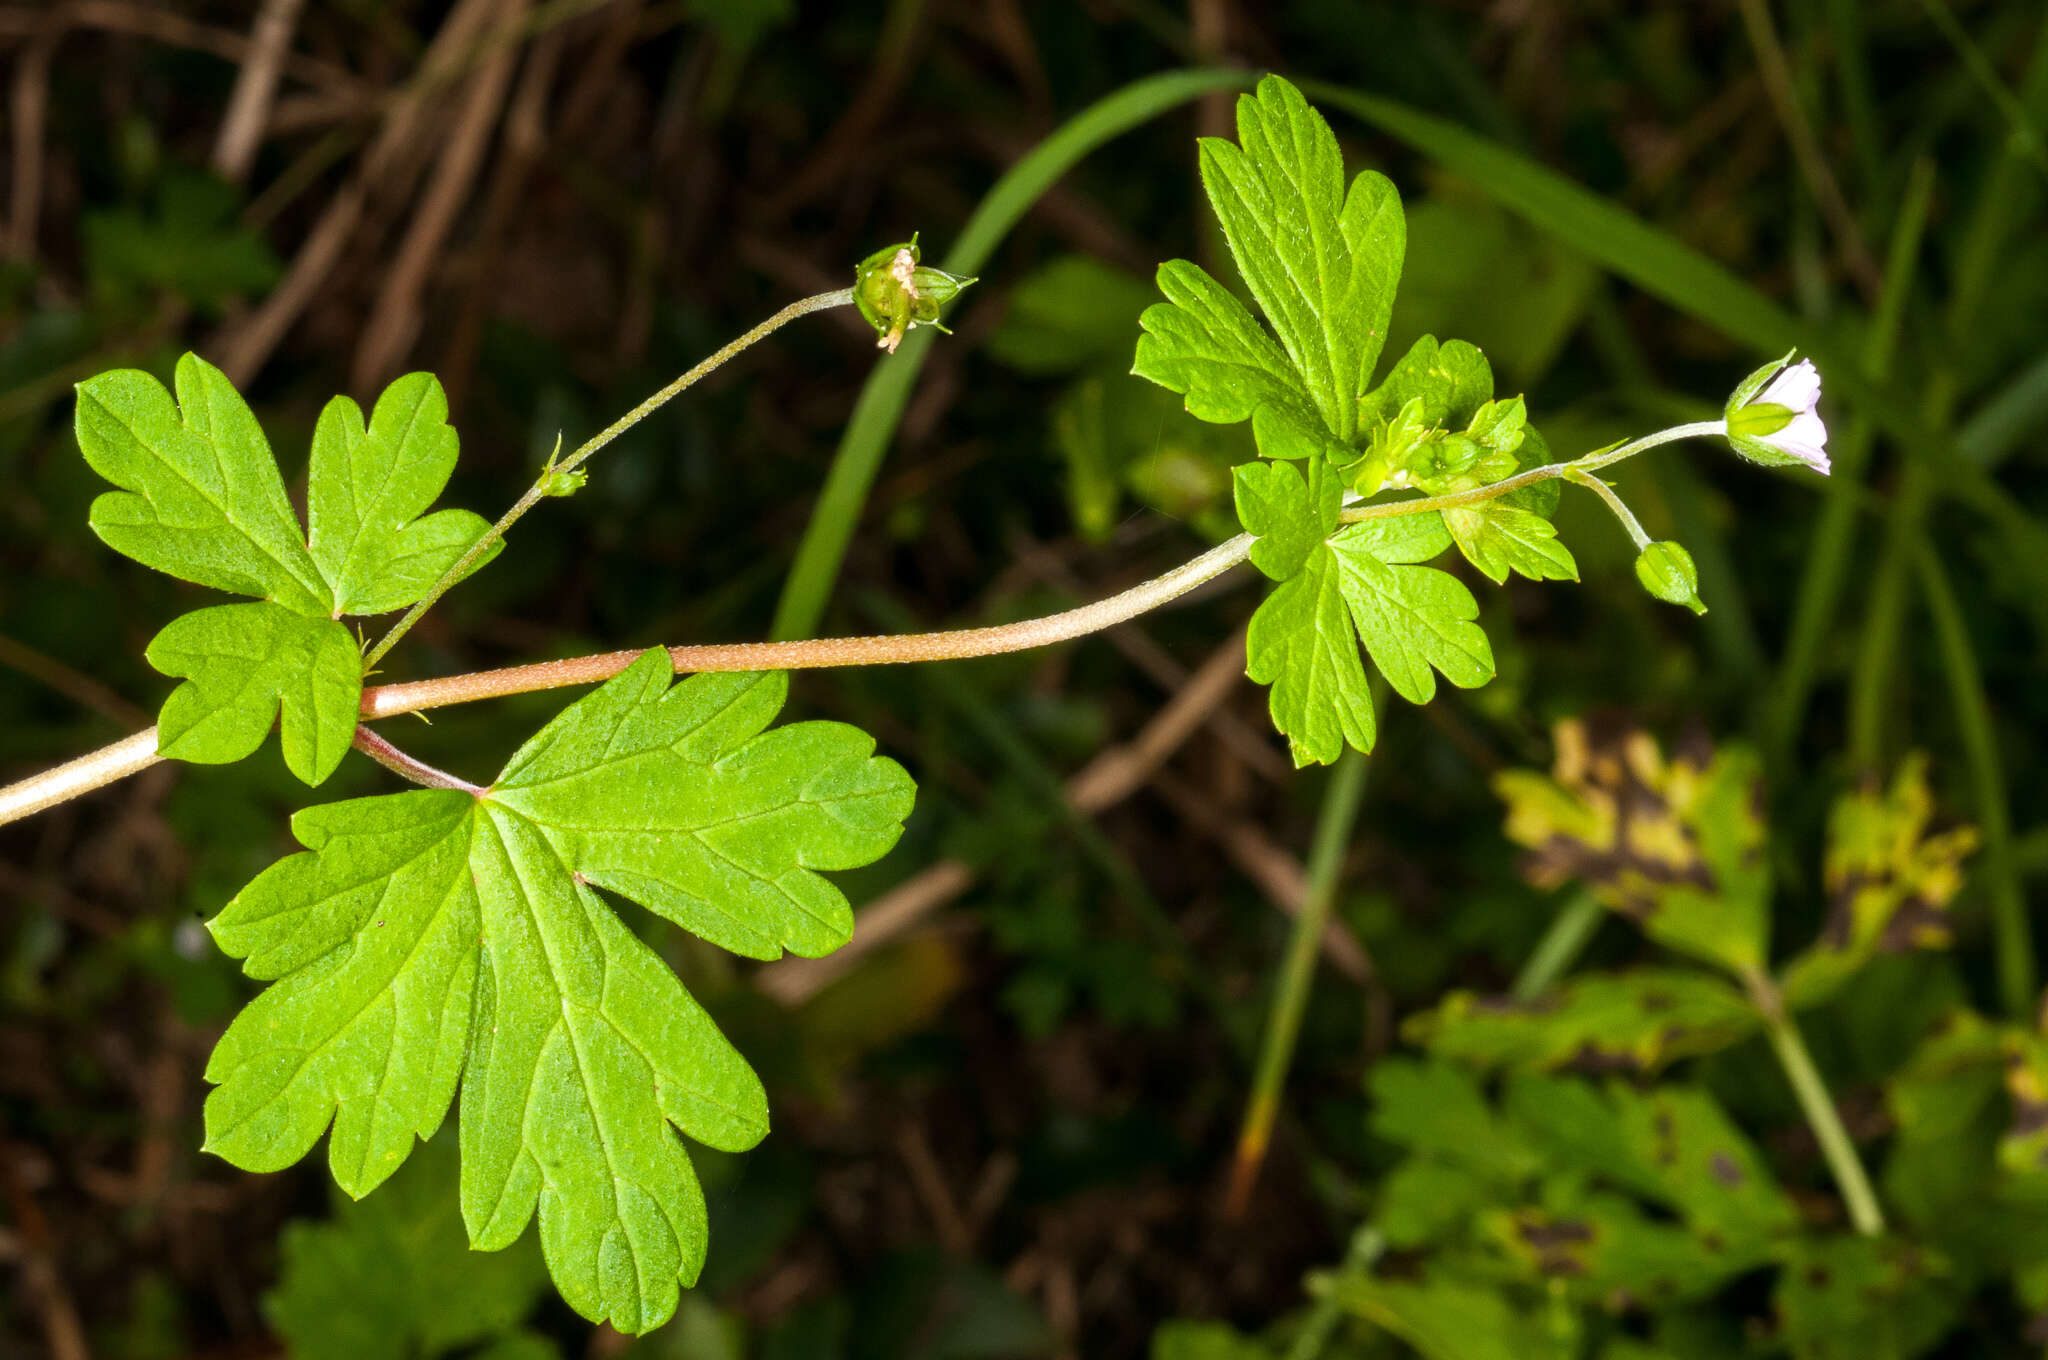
[
  {"xmin": 1916, "ymin": 544, "xmax": 2035, "ymax": 1018},
  {"xmin": 1766, "ymin": 157, "xmax": 1935, "ymax": 763},
  {"xmin": 769, "ymin": 68, "xmax": 1254, "ymax": 641},
  {"xmin": 1227, "ymin": 745, "xmax": 1372, "ymax": 1214}
]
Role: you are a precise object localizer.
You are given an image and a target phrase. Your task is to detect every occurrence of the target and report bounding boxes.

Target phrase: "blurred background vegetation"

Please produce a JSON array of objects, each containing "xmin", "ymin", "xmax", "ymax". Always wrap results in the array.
[{"xmin": 2, "ymin": 1, "xmax": 2046, "ymax": 1356}]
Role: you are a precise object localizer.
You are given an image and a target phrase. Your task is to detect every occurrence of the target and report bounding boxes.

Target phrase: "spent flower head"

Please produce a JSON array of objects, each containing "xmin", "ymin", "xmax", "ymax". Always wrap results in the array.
[
  {"xmin": 853, "ymin": 234, "xmax": 976, "ymax": 354},
  {"xmin": 1723, "ymin": 352, "xmax": 1830, "ymax": 474}
]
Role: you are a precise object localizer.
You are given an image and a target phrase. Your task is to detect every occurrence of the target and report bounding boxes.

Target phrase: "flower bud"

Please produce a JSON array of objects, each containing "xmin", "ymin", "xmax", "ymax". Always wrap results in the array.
[
  {"xmin": 853, "ymin": 235, "xmax": 976, "ymax": 354},
  {"xmin": 1635, "ymin": 541, "xmax": 1706, "ymax": 615}
]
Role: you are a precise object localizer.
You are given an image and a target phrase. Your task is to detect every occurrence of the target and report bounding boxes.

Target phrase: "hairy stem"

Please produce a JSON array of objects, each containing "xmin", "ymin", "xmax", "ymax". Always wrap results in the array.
[
  {"xmin": 363, "ymin": 287, "xmax": 855, "ymax": 669},
  {"xmin": 1750, "ymin": 972, "xmax": 1886, "ymax": 1235},
  {"xmin": 0, "ymin": 728, "xmax": 161, "ymax": 825},
  {"xmin": 2, "ymin": 417, "xmax": 1732, "ymax": 826},
  {"xmin": 1565, "ymin": 467, "xmax": 1652, "ymax": 548}
]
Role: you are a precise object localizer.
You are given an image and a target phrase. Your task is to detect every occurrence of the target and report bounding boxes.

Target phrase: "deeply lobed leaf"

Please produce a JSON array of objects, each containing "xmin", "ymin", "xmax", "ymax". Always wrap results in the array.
[
  {"xmin": 203, "ymin": 651, "xmax": 917, "ymax": 1332},
  {"xmin": 74, "ymin": 354, "xmax": 498, "ymax": 784},
  {"xmin": 1198, "ymin": 74, "xmax": 1404, "ymax": 441},
  {"xmin": 1245, "ymin": 508, "xmax": 1493, "ymax": 766}
]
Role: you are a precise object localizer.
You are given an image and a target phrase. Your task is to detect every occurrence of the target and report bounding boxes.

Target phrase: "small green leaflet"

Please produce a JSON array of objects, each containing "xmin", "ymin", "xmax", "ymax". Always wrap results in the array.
[
  {"xmin": 148, "ymin": 603, "xmax": 363, "ymax": 784},
  {"xmin": 203, "ymin": 651, "xmax": 916, "ymax": 1333},
  {"xmin": 74, "ymin": 354, "xmax": 498, "ymax": 784},
  {"xmin": 1240, "ymin": 464, "xmax": 1492, "ymax": 765},
  {"xmin": 76, "ymin": 353, "xmax": 332, "ymax": 613},
  {"xmin": 308, "ymin": 370, "xmax": 500, "ymax": 616},
  {"xmin": 1442, "ymin": 502, "xmax": 1578, "ymax": 584},
  {"xmin": 1198, "ymin": 74, "xmax": 1403, "ymax": 442}
]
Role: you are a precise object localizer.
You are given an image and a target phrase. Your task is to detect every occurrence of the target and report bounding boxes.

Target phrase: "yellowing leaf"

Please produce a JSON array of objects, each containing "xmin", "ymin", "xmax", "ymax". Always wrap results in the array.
[
  {"xmin": 1781, "ymin": 756, "xmax": 1977, "ymax": 1008},
  {"xmin": 1494, "ymin": 720, "xmax": 1769, "ymax": 975}
]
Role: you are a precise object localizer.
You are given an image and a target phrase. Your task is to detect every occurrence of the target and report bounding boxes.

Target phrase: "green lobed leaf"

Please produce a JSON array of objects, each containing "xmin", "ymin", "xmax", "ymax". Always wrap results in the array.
[
  {"xmin": 1132, "ymin": 259, "xmax": 1324, "ymax": 434},
  {"xmin": 1407, "ymin": 968, "xmax": 1760, "ymax": 1075},
  {"xmin": 1243, "ymin": 504, "xmax": 1492, "ymax": 765},
  {"xmin": 1360, "ymin": 335, "xmax": 1494, "ymax": 434},
  {"xmin": 1780, "ymin": 756, "xmax": 1978, "ymax": 1009},
  {"xmin": 202, "ymin": 651, "xmax": 917, "ymax": 1333},
  {"xmin": 1495, "ymin": 720, "xmax": 1771, "ymax": 976},
  {"xmin": 1329, "ymin": 514, "xmax": 1493, "ymax": 705},
  {"xmin": 1772, "ymin": 1235, "xmax": 1963, "ymax": 1360},
  {"xmin": 1443, "ymin": 501, "xmax": 1578, "ymax": 584},
  {"xmin": 1245, "ymin": 546, "xmax": 1375, "ymax": 766},
  {"xmin": 1197, "ymin": 74, "xmax": 1404, "ymax": 442},
  {"xmin": 1505, "ymin": 1077, "xmax": 1795, "ymax": 1248},
  {"xmin": 307, "ymin": 371, "xmax": 499, "ymax": 616},
  {"xmin": 264, "ymin": 1134, "xmax": 548, "ymax": 1360},
  {"xmin": 1320, "ymin": 1274, "xmax": 1547, "ymax": 1360},
  {"xmin": 76, "ymin": 356, "xmax": 499, "ymax": 784},
  {"xmin": 75, "ymin": 352, "xmax": 331, "ymax": 616},
  {"xmin": 147, "ymin": 603, "xmax": 363, "ymax": 785},
  {"xmin": 1233, "ymin": 457, "xmax": 1338, "ymax": 581},
  {"xmin": 1486, "ymin": 1192, "xmax": 1748, "ymax": 1307},
  {"xmin": 1368, "ymin": 1057, "xmax": 1544, "ymax": 1187}
]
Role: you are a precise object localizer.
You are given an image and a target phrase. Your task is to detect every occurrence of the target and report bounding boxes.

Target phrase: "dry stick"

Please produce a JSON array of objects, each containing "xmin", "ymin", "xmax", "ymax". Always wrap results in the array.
[
  {"xmin": 49, "ymin": 0, "xmax": 360, "ymax": 94},
  {"xmin": 210, "ymin": 0, "xmax": 305, "ymax": 183},
  {"xmin": 350, "ymin": 0, "xmax": 533, "ymax": 391},
  {"xmin": 0, "ymin": 633, "xmax": 150, "ymax": 728},
  {"xmin": 216, "ymin": 0, "xmax": 507, "ymax": 384},
  {"xmin": 5, "ymin": 23, "xmax": 55, "ymax": 260}
]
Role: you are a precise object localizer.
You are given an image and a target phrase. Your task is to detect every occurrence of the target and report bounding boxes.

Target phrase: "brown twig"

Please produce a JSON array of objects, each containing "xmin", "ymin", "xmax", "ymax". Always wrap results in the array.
[
  {"xmin": 351, "ymin": 0, "xmax": 534, "ymax": 390},
  {"xmin": 210, "ymin": 0, "xmax": 306, "ymax": 183},
  {"xmin": 5, "ymin": 20, "xmax": 56, "ymax": 261}
]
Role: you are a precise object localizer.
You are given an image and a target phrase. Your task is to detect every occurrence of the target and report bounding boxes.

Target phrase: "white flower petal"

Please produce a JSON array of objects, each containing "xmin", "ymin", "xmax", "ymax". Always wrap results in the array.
[
  {"xmin": 1757, "ymin": 358, "xmax": 1821, "ymax": 414},
  {"xmin": 1760, "ymin": 408, "xmax": 1830, "ymax": 472}
]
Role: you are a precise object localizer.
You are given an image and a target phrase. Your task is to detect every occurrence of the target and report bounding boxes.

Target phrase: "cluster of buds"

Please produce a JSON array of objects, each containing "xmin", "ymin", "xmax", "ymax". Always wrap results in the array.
[{"xmin": 853, "ymin": 235, "xmax": 975, "ymax": 354}]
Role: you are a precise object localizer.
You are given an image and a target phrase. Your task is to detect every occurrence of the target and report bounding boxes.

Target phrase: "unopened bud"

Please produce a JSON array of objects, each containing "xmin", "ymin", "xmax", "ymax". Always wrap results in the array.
[{"xmin": 1635, "ymin": 541, "xmax": 1706, "ymax": 615}]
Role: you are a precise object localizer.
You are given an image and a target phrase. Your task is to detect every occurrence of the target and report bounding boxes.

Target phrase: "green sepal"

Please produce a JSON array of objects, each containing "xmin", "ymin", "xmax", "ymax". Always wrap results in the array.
[
  {"xmin": 853, "ymin": 235, "xmax": 975, "ymax": 351},
  {"xmin": 1723, "ymin": 347, "xmax": 1797, "ymax": 417},
  {"xmin": 146, "ymin": 603, "xmax": 362, "ymax": 785}
]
